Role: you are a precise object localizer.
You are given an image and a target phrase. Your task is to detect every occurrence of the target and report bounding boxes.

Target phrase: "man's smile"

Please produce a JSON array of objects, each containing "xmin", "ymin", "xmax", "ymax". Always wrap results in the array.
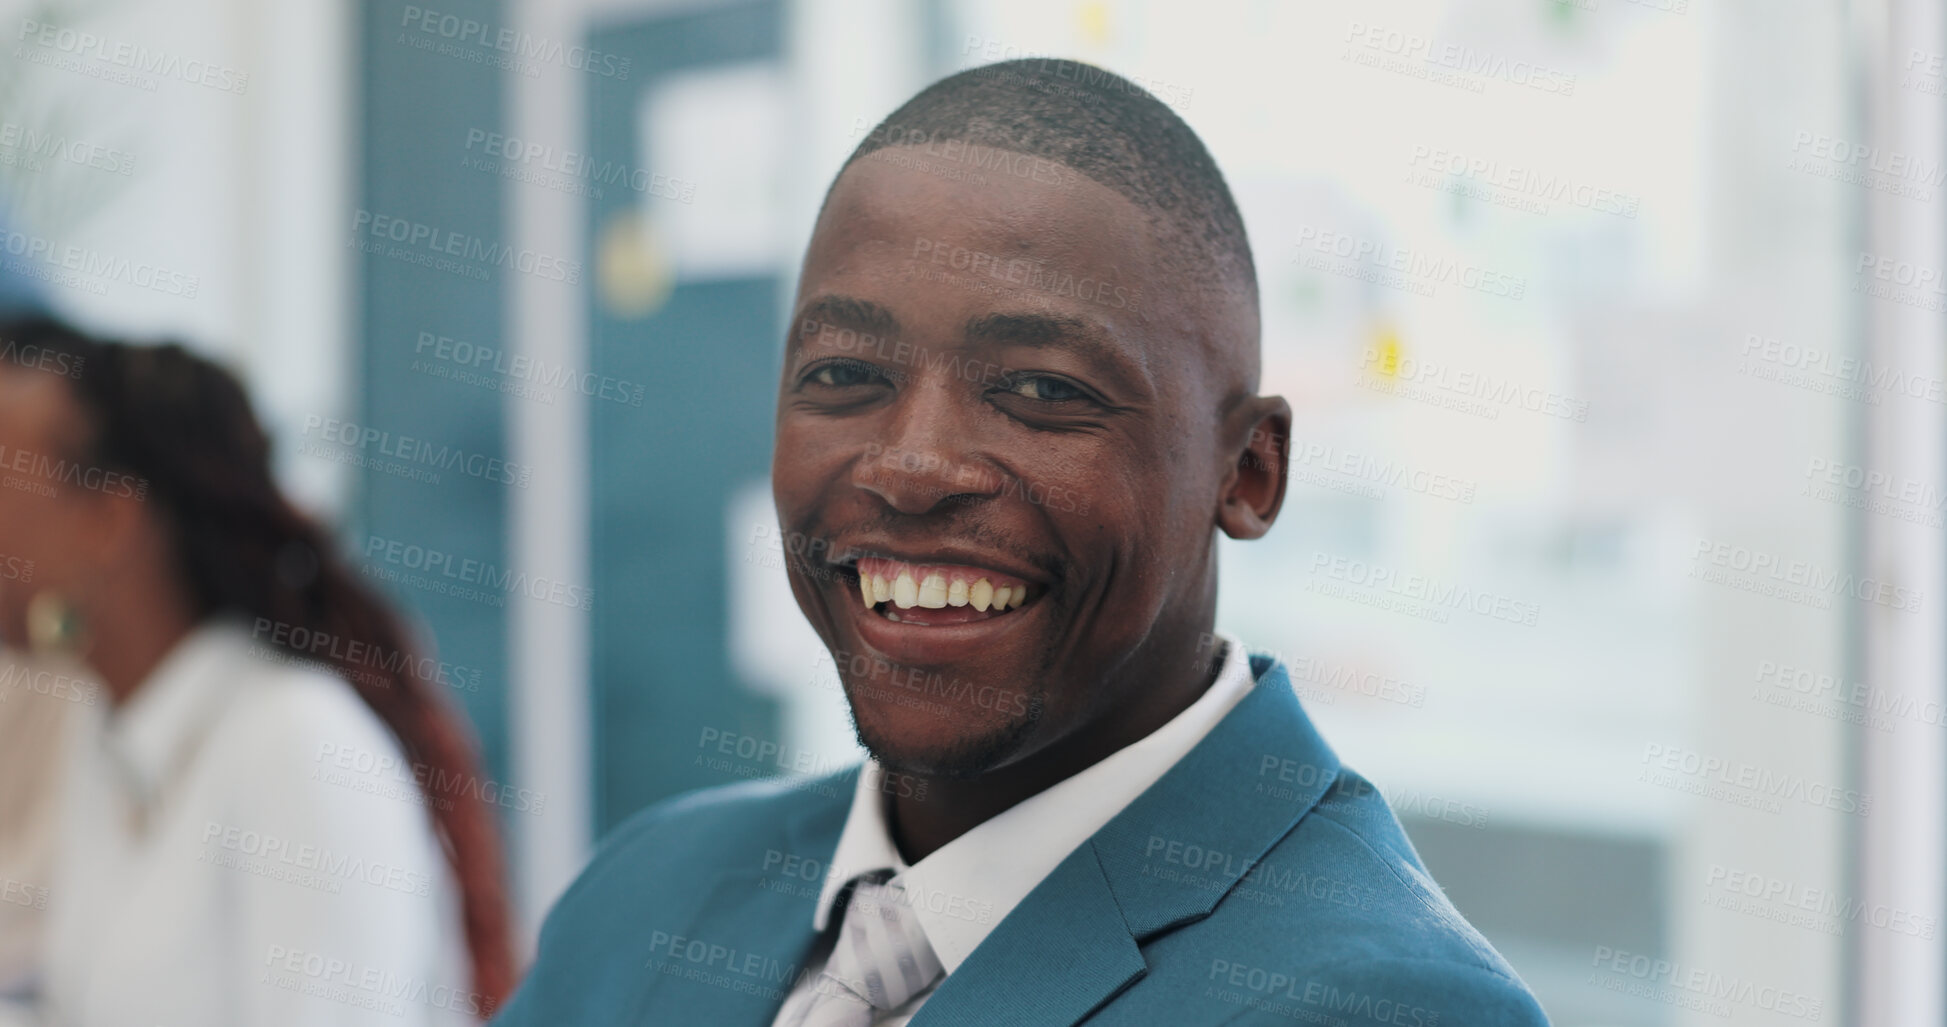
[
  {"xmin": 820, "ymin": 545, "xmax": 1056, "ymax": 664},
  {"xmin": 853, "ymin": 555, "xmax": 1037, "ymax": 622}
]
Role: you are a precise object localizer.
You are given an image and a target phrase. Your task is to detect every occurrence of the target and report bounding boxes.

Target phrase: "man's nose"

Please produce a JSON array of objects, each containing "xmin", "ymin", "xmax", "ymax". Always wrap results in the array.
[{"xmin": 852, "ymin": 384, "xmax": 1003, "ymax": 515}]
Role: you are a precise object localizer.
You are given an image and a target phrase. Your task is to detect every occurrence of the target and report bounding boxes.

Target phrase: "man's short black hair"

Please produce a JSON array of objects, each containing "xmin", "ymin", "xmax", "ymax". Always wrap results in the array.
[{"xmin": 836, "ymin": 58, "xmax": 1257, "ymax": 308}]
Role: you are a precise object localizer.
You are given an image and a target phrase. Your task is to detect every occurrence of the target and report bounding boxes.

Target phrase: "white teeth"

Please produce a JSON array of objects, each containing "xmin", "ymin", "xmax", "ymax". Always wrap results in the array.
[
  {"xmin": 859, "ymin": 565, "xmax": 1031, "ymax": 618},
  {"xmin": 859, "ymin": 573, "xmax": 893, "ymax": 608},
  {"xmin": 918, "ymin": 574, "xmax": 948, "ymax": 608}
]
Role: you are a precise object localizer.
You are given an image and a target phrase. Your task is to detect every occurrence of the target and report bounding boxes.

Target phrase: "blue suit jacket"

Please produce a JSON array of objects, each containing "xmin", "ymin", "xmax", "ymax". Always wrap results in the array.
[{"xmin": 494, "ymin": 655, "xmax": 1550, "ymax": 1025}]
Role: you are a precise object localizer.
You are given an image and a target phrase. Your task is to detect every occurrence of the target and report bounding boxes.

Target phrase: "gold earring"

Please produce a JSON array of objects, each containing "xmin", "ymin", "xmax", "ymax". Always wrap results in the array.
[{"xmin": 26, "ymin": 590, "xmax": 87, "ymax": 657}]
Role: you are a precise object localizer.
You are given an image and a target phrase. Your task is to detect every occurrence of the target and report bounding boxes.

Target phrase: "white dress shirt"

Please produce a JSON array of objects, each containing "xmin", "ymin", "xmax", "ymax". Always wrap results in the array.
[
  {"xmin": 38, "ymin": 620, "xmax": 476, "ymax": 1027},
  {"xmin": 0, "ymin": 652, "xmax": 84, "ymax": 1001},
  {"xmin": 769, "ymin": 631, "xmax": 1257, "ymax": 1027}
]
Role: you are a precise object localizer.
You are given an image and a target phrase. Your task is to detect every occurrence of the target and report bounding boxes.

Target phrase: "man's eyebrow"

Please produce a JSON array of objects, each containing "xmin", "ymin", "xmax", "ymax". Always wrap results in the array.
[
  {"xmin": 962, "ymin": 312, "xmax": 1146, "ymax": 379},
  {"xmin": 793, "ymin": 295, "xmax": 901, "ymax": 343}
]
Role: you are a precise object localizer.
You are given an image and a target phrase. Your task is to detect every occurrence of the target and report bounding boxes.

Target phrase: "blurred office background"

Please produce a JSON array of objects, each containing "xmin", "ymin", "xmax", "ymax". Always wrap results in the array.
[{"xmin": 0, "ymin": 0, "xmax": 1939, "ymax": 1022}]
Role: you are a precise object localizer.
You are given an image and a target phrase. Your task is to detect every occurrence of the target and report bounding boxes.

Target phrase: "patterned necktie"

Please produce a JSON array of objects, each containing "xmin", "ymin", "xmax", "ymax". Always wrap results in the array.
[{"xmin": 791, "ymin": 872, "xmax": 944, "ymax": 1027}]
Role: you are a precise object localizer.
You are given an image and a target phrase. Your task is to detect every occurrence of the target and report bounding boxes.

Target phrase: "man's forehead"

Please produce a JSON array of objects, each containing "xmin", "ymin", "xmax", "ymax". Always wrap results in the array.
[
  {"xmin": 797, "ymin": 145, "xmax": 1249, "ymax": 402},
  {"xmin": 813, "ymin": 145, "xmax": 1158, "ymax": 266},
  {"xmin": 795, "ymin": 188, "xmax": 1158, "ymax": 392}
]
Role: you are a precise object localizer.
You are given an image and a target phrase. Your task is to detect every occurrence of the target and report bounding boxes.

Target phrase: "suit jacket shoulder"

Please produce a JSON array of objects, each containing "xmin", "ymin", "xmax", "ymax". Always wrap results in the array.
[
  {"xmin": 493, "ymin": 770, "xmax": 854, "ymax": 1024},
  {"xmin": 1112, "ymin": 766, "xmax": 1547, "ymax": 1027}
]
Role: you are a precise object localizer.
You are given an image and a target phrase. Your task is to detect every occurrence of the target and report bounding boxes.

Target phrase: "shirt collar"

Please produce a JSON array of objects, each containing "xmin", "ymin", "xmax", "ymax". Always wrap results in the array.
[
  {"xmin": 101, "ymin": 619, "xmax": 253, "ymax": 809},
  {"xmin": 809, "ymin": 629, "xmax": 1258, "ymax": 972}
]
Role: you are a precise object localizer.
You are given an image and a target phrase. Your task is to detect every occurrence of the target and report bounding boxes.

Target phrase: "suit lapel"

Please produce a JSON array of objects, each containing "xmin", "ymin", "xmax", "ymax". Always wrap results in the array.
[
  {"xmin": 907, "ymin": 840, "xmax": 1145, "ymax": 1026},
  {"xmin": 910, "ymin": 656, "xmax": 1343, "ymax": 1026},
  {"xmin": 1091, "ymin": 656, "xmax": 1342, "ymax": 939},
  {"xmin": 628, "ymin": 774, "xmax": 856, "ymax": 1027},
  {"xmin": 627, "ymin": 870, "xmax": 821, "ymax": 1026}
]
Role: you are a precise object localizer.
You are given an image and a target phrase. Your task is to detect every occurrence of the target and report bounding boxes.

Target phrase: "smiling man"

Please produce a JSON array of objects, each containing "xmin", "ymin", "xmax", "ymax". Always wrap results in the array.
[{"xmin": 495, "ymin": 59, "xmax": 1549, "ymax": 1027}]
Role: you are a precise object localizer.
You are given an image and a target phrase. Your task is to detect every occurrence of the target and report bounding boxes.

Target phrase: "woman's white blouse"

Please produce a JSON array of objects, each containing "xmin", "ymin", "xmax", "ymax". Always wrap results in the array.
[{"xmin": 41, "ymin": 620, "xmax": 478, "ymax": 1027}]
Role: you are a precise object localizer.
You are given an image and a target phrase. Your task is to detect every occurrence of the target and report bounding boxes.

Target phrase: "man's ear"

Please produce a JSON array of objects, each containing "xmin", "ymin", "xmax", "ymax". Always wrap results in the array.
[{"xmin": 1217, "ymin": 395, "xmax": 1291, "ymax": 541}]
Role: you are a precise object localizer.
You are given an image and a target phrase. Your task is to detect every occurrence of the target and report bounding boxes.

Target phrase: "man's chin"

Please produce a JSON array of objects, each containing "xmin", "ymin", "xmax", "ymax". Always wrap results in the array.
[{"xmin": 850, "ymin": 701, "xmax": 1040, "ymax": 781}]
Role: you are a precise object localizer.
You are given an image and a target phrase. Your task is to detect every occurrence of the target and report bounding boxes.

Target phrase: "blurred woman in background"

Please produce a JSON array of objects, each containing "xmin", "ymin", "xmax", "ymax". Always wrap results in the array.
[{"xmin": 0, "ymin": 317, "xmax": 514, "ymax": 1026}]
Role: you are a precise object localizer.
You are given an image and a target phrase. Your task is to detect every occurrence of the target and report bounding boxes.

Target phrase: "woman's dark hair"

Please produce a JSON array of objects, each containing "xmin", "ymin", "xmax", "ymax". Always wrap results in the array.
[{"xmin": 2, "ymin": 317, "xmax": 515, "ymax": 1013}]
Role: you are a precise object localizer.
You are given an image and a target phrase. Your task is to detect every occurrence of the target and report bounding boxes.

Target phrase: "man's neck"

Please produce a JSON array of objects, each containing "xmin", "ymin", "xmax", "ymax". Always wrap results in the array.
[{"xmin": 885, "ymin": 634, "xmax": 1229, "ymax": 864}]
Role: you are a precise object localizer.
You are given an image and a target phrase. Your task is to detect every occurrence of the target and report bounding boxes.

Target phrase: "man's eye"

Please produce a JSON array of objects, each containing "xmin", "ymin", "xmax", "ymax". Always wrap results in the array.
[
  {"xmin": 805, "ymin": 360, "xmax": 884, "ymax": 388},
  {"xmin": 1000, "ymin": 374, "xmax": 1088, "ymax": 403}
]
